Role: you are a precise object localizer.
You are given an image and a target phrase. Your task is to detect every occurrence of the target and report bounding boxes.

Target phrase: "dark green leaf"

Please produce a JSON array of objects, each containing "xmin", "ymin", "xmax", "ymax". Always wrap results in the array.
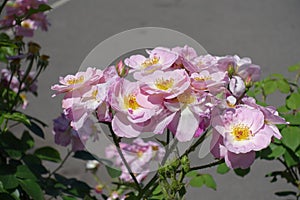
[
  {"xmin": 25, "ymin": 121, "xmax": 44, "ymax": 138},
  {"xmin": 0, "ymin": 165, "xmax": 17, "ymax": 175},
  {"xmin": 234, "ymin": 168, "xmax": 250, "ymax": 177},
  {"xmin": 73, "ymin": 151, "xmax": 112, "ymax": 165},
  {"xmin": 275, "ymin": 191, "xmax": 297, "ymax": 197},
  {"xmin": 62, "ymin": 196, "xmax": 77, "ymax": 200},
  {"xmin": 282, "ymin": 113, "xmax": 300, "ymax": 125},
  {"xmin": 22, "ymin": 155, "xmax": 48, "ymax": 175},
  {"xmin": 217, "ymin": 163, "xmax": 230, "ymax": 174},
  {"xmin": 105, "ymin": 166, "xmax": 121, "ymax": 178},
  {"xmin": 19, "ymin": 179, "xmax": 43, "ymax": 200},
  {"xmin": 21, "ymin": 131, "xmax": 34, "ymax": 150},
  {"xmin": 283, "ymin": 148, "xmax": 299, "ymax": 167},
  {"xmin": 34, "ymin": 147, "xmax": 61, "ymax": 162},
  {"xmin": 27, "ymin": 4, "xmax": 52, "ymax": 16},
  {"xmin": 0, "ymin": 193, "xmax": 16, "ymax": 200},
  {"xmin": 0, "ymin": 175, "xmax": 18, "ymax": 189},
  {"xmin": 16, "ymin": 165, "xmax": 37, "ymax": 180}
]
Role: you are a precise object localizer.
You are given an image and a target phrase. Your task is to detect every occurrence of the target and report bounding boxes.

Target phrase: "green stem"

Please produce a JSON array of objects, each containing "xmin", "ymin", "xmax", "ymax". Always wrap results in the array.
[
  {"xmin": 107, "ymin": 123, "xmax": 142, "ymax": 192},
  {"xmin": 189, "ymin": 159, "xmax": 224, "ymax": 171},
  {"xmin": 10, "ymin": 57, "xmax": 34, "ymax": 111},
  {"xmin": 48, "ymin": 150, "xmax": 72, "ymax": 178},
  {"xmin": 277, "ymin": 157, "xmax": 298, "ymax": 187}
]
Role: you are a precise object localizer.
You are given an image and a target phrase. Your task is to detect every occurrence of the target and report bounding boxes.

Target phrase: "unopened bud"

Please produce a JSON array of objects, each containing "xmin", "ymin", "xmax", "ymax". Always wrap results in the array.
[
  {"xmin": 229, "ymin": 76, "xmax": 245, "ymax": 98},
  {"xmin": 116, "ymin": 60, "xmax": 128, "ymax": 77},
  {"xmin": 28, "ymin": 42, "xmax": 41, "ymax": 55},
  {"xmin": 95, "ymin": 184, "xmax": 103, "ymax": 194}
]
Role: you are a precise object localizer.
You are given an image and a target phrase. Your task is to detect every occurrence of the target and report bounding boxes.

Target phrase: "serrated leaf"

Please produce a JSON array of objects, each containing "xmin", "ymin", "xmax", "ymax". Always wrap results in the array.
[
  {"xmin": 105, "ymin": 166, "xmax": 121, "ymax": 178},
  {"xmin": 19, "ymin": 179, "xmax": 43, "ymax": 200},
  {"xmin": 34, "ymin": 147, "xmax": 61, "ymax": 163},
  {"xmin": 286, "ymin": 92, "xmax": 300, "ymax": 110},
  {"xmin": 217, "ymin": 163, "xmax": 230, "ymax": 174},
  {"xmin": 281, "ymin": 127, "xmax": 300, "ymax": 151}
]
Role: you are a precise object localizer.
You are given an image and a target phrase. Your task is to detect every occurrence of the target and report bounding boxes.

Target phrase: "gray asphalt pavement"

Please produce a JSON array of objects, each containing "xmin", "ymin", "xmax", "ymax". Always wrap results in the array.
[{"xmin": 23, "ymin": 0, "xmax": 300, "ymax": 199}]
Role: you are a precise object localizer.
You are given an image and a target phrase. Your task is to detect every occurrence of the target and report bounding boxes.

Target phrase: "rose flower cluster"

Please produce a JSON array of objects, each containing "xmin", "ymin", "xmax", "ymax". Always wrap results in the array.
[{"xmin": 52, "ymin": 45, "xmax": 287, "ymax": 182}]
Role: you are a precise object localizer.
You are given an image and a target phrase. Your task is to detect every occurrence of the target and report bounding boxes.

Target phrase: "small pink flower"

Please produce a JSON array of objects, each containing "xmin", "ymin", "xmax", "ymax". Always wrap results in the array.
[
  {"xmin": 125, "ymin": 47, "xmax": 178, "ymax": 76},
  {"xmin": 136, "ymin": 69, "xmax": 190, "ymax": 99},
  {"xmin": 51, "ymin": 67, "xmax": 103, "ymax": 96},
  {"xmin": 229, "ymin": 76, "xmax": 246, "ymax": 98},
  {"xmin": 212, "ymin": 106, "xmax": 274, "ymax": 154},
  {"xmin": 106, "ymin": 138, "xmax": 165, "ymax": 183},
  {"xmin": 190, "ymin": 69, "xmax": 228, "ymax": 95},
  {"xmin": 172, "ymin": 45, "xmax": 198, "ymax": 73}
]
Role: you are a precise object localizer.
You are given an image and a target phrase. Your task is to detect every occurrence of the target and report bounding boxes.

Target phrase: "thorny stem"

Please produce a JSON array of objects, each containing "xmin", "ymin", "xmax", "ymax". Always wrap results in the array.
[{"xmin": 189, "ymin": 159, "xmax": 224, "ymax": 171}]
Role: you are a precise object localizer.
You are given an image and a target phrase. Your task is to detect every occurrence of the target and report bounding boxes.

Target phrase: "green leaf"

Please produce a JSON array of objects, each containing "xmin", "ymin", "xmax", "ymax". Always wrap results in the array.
[
  {"xmin": 105, "ymin": 166, "xmax": 121, "ymax": 178},
  {"xmin": 2, "ymin": 112, "xmax": 30, "ymax": 125},
  {"xmin": 16, "ymin": 165, "xmax": 37, "ymax": 180},
  {"xmin": 21, "ymin": 131, "xmax": 34, "ymax": 150},
  {"xmin": 277, "ymin": 105, "xmax": 290, "ymax": 113},
  {"xmin": 34, "ymin": 147, "xmax": 61, "ymax": 163},
  {"xmin": 62, "ymin": 196, "xmax": 77, "ymax": 200},
  {"xmin": 281, "ymin": 127, "xmax": 300, "ymax": 151},
  {"xmin": 0, "ymin": 193, "xmax": 16, "ymax": 200},
  {"xmin": 234, "ymin": 168, "xmax": 250, "ymax": 177},
  {"xmin": 25, "ymin": 121, "xmax": 44, "ymax": 138},
  {"xmin": 277, "ymin": 79, "xmax": 290, "ymax": 93},
  {"xmin": 267, "ymin": 144, "xmax": 286, "ymax": 159},
  {"xmin": 73, "ymin": 151, "xmax": 112, "ymax": 165},
  {"xmin": 283, "ymin": 148, "xmax": 299, "ymax": 167},
  {"xmin": 263, "ymin": 80, "xmax": 277, "ymax": 95},
  {"xmin": 202, "ymin": 174, "xmax": 216, "ymax": 190},
  {"xmin": 217, "ymin": 163, "xmax": 230, "ymax": 174},
  {"xmin": 275, "ymin": 191, "xmax": 297, "ymax": 197},
  {"xmin": 189, "ymin": 176, "xmax": 204, "ymax": 188},
  {"xmin": 286, "ymin": 92, "xmax": 300, "ymax": 110},
  {"xmin": 0, "ymin": 175, "xmax": 18, "ymax": 189},
  {"xmin": 27, "ymin": 4, "xmax": 52, "ymax": 16},
  {"xmin": 19, "ymin": 179, "xmax": 43, "ymax": 200},
  {"xmin": 282, "ymin": 113, "xmax": 300, "ymax": 125},
  {"xmin": 186, "ymin": 171, "xmax": 198, "ymax": 178},
  {"xmin": 288, "ymin": 63, "xmax": 300, "ymax": 72},
  {"xmin": 22, "ymin": 155, "xmax": 48, "ymax": 175}
]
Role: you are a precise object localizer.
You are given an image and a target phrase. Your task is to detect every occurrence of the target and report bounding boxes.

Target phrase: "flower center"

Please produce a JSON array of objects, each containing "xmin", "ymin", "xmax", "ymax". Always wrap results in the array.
[
  {"xmin": 21, "ymin": 21, "xmax": 32, "ymax": 29},
  {"xmin": 141, "ymin": 56, "xmax": 159, "ymax": 68},
  {"xmin": 194, "ymin": 76, "xmax": 212, "ymax": 81},
  {"xmin": 124, "ymin": 94, "xmax": 140, "ymax": 110},
  {"xmin": 231, "ymin": 124, "xmax": 251, "ymax": 141},
  {"xmin": 177, "ymin": 92, "xmax": 195, "ymax": 104},
  {"xmin": 67, "ymin": 76, "xmax": 84, "ymax": 85},
  {"xmin": 155, "ymin": 78, "xmax": 174, "ymax": 90}
]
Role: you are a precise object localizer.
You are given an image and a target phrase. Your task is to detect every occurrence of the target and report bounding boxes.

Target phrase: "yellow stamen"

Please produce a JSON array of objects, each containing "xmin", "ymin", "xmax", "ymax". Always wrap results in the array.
[
  {"xmin": 155, "ymin": 78, "xmax": 174, "ymax": 91},
  {"xmin": 124, "ymin": 94, "xmax": 140, "ymax": 110},
  {"xmin": 66, "ymin": 76, "xmax": 84, "ymax": 85},
  {"xmin": 151, "ymin": 146, "xmax": 158, "ymax": 151},
  {"xmin": 194, "ymin": 76, "xmax": 212, "ymax": 81},
  {"xmin": 231, "ymin": 124, "xmax": 251, "ymax": 141},
  {"xmin": 137, "ymin": 151, "xmax": 143, "ymax": 158},
  {"xmin": 141, "ymin": 56, "xmax": 159, "ymax": 68}
]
